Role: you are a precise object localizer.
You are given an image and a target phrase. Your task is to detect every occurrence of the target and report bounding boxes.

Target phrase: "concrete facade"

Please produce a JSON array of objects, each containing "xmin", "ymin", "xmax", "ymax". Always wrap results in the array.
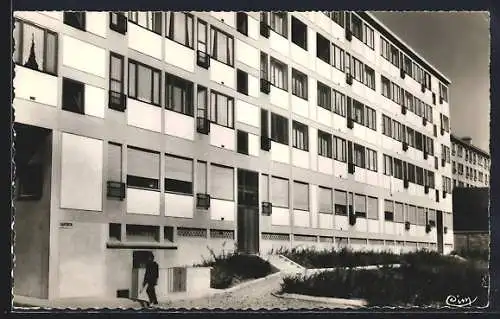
[{"xmin": 13, "ymin": 11, "xmax": 453, "ymax": 300}]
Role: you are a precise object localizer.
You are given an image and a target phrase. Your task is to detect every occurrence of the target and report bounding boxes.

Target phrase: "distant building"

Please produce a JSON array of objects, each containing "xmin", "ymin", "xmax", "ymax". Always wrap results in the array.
[{"xmin": 451, "ymin": 135, "xmax": 490, "ymax": 188}]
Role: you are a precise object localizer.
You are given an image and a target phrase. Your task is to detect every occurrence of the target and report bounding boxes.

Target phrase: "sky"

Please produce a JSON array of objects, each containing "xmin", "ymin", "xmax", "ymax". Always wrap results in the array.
[{"xmin": 371, "ymin": 11, "xmax": 491, "ymax": 152}]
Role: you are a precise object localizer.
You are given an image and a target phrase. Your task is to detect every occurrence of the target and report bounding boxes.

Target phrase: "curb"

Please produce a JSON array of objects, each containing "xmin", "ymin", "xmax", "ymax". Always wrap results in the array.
[{"xmin": 271, "ymin": 292, "xmax": 368, "ymax": 307}]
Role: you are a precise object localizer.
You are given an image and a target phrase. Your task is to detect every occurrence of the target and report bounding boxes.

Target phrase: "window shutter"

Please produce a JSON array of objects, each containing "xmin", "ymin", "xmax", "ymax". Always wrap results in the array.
[
  {"xmin": 127, "ymin": 147, "xmax": 159, "ymax": 179},
  {"xmin": 394, "ymin": 202, "xmax": 404, "ymax": 222},
  {"xmin": 335, "ymin": 190, "xmax": 347, "ymax": 205},
  {"xmin": 210, "ymin": 164, "xmax": 234, "ymax": 200},
  {"xmin": 165, "ymin": 155, "xmax": 193, "ymax": 182},
  {"xmin": 271, "ymin": 176, "xmax": 289, "ymax": 208},
  {"xmin": 293, "ymin": 181, "xmax": 309, "ymax": 211},
  {"xmin": 354, "ymin": 194, "xmax": 366, "ymax": 213},
  {"xmin": 366, "ymin": 197, "xmax": 378, "ymax": 219},
  {"xmin": 319, "ymin": 187, "xmax": 333, "ymax": 213}
]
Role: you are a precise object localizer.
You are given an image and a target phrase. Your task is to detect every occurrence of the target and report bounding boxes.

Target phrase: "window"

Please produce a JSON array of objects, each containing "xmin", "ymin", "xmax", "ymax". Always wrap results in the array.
[
  {"xmin": 424, "ymin": 72, "xmax": 432, "ymax": 90},
  {"xmin": 383, "ymin": 155, "xmax": 392, "ymax": 176},
  {"xmin": 393, "ymin": 159, "xmax": 403, "ymax": 179},
  {"xmin": 353, "ymin": 144, "xmax": 365, "ymax": 168},
  {"xmin": 210, "ymin": 164, "xmax": 234, "ymax": 200},
  {"xmin": 439, "ymin": 83, "xmax": 449, "ymax": 102},
  {"xmin": 109, "ymin": 52, "xmax": 125, "ymax": 107},
  {"xmin": 165, "ymin": 12, "xmax": 194, "ymax": 47},
  {"xmin": 331, "ymin": 11, "xmax": 345, "ymax": 27},
  {"xmin": 236, "ymin": 12, "xmax": 248, "ymax": 35},
  {"xmin": 412, "ymin": 132, "xmax": 422, "ymax": 151},
  {"xmin": 333, "ymin": 136, "xmax": 346, "ymax": 162},
  {"xmin": 291, "ymin": 17, "xmax": 307, "ymax": 50},
  {"xmin": 237, "ymin": 69, "xmax": 249, "ymax": 95},
  {"xmin": 292, "ymin": 69, "xmax": 308, "ymax": 99},
  {"xmin": 260, "ymin": 52, "xmax": 269, "ymax": 80},
  {"xmin": 293, "ymin": 181, "xmax": 309, "ymax": 210},
  {"xmin": 405, "ymin": 92, "xmax": 414, "ymax": 112},
  {"xmin": 334, "ymin": 190, "xmax": 347, "ymax": 215},
  {"xmin": 332, "ymin": 44, "xmax": 345, "ymax": 71},
  {"xmin": 381, "ymin": 76, "xmax": 391, "ymax": 99},
  {"xmin": 394, "ymin": 202, "xmax": 404, "ymax": 223},
  {"xmin": 271, "ymin": 113, "xmax": 289, "ymax": 145},
  {"xmin": 209, "ymin": 91, "xmax": 234, "ymax": 128},
  {"xmin": 127, "ymin": 146, "xmax": 160, "ymax": 190},
  {"xmin": 197, "ymin": 20, "xmax": 208, "ymax": 53},
  {"xmin": 270, "ymin": 12, "xmax": 288, "ymax": 37},
  {"xmin": 408, "ymin": 163, "xmax": 416, "ymax": 183},
  {"xmin": 364, "ymin": 106, "xmax": 376, "ymax": 130},
  {"xmin": 107, "ymin": 142, "xmax": 122, "ymax": 182},
  {"xmin": 352, "ymin": 99, "xmax": 364, "ymax": 124},
  {"xmin": 390, "ymin": 82, "xmax": 401, "ymax": 104},
  {"xmin": 406, "ymin": 127, "xmax": 415, "ymax": 147},
  {"xmin": 164, "ymin": 154, "xmax": 193, "ymax": 195},
  {"xmin": 351, "ymin": 14, "xmax": 363, "ymax": 40},
  {"xmin": 366, "ymin": 197, "xmax": 378, "ymax": 220},
  {"xmin": 416, "ymin": 167, "xmax": 424, "ymax": 185},
  {"xmin": 237, "ymin": 130, "xmax": 249, "ymax": 155},
  {"xmin": 129, "ymin": 11, "xmax": 162, "ymax": 34},
  {"xmin": 14, "ymin": 19, "xmax": 58, "ymax": 74},
  {"xmin": 64, "ymin": 12, "xmax": 86, "ymax": 30},
  {"xmin": 363, "ymin": 24, "xmax": 374, "ymax": 49},
  {"xmin": 407, "ymin": 205, "xmax": 417, "ymax": 224},
  {"xmin": 165, "ymin": 73, "xmax": 194, "ymax": 116},
  {"xmin": 390, "ymin": 45, "xmax": 399, "ymax": 68},
  {"xmin": 355, "ymin": 194, "xmax": 366, "ymax": 218},
  {"xmin": 352, "ymin": 57, "xmax": 364, "ymax": 83},
  {"xmin": 364, "ymin": 65, "xmax": 375, "ymax": 90},
  {"xmin": 333, "ymin": 89, "xmax": 346, "ymax": 116},
  {"xmin": 62, "ymin": 78, "xmax": 85, "ymax": 114},
  {"xmin": 403, "ymin": 55, "xmax": 412, "ymax": 76},
  {"xmin": 319, "ymin": 187, "xmax": 333, "ymax": 214},
  {"xmin": 128, "ymin": 60, "xmax": 161, "ymax": 105},
  {"xmin": 271, "ymin": 176, "xmax": 289, "ymax": 208},
  {"xmin": 365, "ymin": 148, "xmax": 377, "ymax": 172},
  {"xmin": 292, "ymin": 121, "xmax": 309, "ymax": 151},
  {"xmin": 261, "ymin": 174, "xmax": 269, "ymax": 202},
  {"xmin": 196, "ymin": 161, "xmax": 207, "ymax": 193},
  {"xmin": 392, "ymin": 120, "xmax": 402, "ymax": 141},
  {"xmin": 425, "ymin": 136, "xmax": 434, "ymax": 156},
  {"xmin": 109, "ymin": 12, "xmax": 127, "ymax": 34},
  {"xmin": 270, "ymin": 58, "xmax": 288, "ymax": 90},
  {"xmin": 382, "ymin": 115, "xmax": 392, "ymax": 137},
  {"xmin": 441, "ymin": 114, "xmax": 450, "ymax": 133},
  {"xmin": 317, "ymin": 81, "xmax": 331, "ymax": 110},
  {"xmin": 210, "ymin": 27, "xmax": 234, "ymax": 66},
  {"xmin": 261, "ymin": 109, "xmax": 269, "ymax": 137},
  {"xmin": 384, "ymin": 200, "xmax": 394, "ymax": 221},
  {"xmin": 380, "ymin": 37, "xmax": 390, "ymax": 60},
  {"xmin": 318, "ymin": 130, "xmax": 332, "ymax": 158},
  {"xmin": 197, "ymin": 85, "xmax": 208, "ymax": 119},
  {"xmin": 316, "ymin": 33, "xmax": 330, "ymax": 63},
  {"xmin": 425, "ymin": 170, "xmax": 435, "ymax": 188}
]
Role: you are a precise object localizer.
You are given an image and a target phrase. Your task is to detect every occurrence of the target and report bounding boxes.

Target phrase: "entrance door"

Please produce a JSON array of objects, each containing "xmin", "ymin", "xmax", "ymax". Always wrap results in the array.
[
  {"xmin": 237, "ymin": 169, "xmax": 259, "ymax": 254},
  {"xmin": 437, "ymin": 211, "xmax": 444, "ymax": 254}
]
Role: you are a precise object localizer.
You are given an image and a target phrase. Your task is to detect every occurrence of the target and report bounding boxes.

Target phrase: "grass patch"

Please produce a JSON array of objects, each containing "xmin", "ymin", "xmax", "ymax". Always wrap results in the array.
[
  {"xmin": 280, "ymin": 250, "xmax": 489, "ymax": 307},
  {"xmin": 195, "ymin": 246, "xmax": 278, "ymax": 289}
]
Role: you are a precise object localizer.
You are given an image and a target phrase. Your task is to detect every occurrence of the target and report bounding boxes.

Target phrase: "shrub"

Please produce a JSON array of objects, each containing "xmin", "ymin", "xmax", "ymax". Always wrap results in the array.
[
  {"xmin": 280, "ymin": 255, "xmax": 489, "ymax": 307},
  {"xmin": 195, "ymin": 246, "xmax": 277, "ymax": 289}
]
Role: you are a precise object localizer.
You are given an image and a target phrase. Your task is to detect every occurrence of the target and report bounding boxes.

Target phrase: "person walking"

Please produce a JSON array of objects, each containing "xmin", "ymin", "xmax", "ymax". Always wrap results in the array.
[{"xmin": 141, "ymin": 252, "xmax": 159, "ymax": 306}]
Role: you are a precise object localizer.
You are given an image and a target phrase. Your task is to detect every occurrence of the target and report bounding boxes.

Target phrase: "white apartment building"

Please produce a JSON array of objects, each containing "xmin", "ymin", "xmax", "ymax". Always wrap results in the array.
[{"xmin": 13, "ymin": 10, "xmax": 454, "ymax": 300}]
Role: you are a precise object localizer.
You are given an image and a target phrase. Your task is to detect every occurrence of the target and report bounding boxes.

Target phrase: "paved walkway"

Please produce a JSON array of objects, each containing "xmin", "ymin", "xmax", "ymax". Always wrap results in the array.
[{"xmin": 161, "ymin": 273, "xmax": 353, "ymax": 310}]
